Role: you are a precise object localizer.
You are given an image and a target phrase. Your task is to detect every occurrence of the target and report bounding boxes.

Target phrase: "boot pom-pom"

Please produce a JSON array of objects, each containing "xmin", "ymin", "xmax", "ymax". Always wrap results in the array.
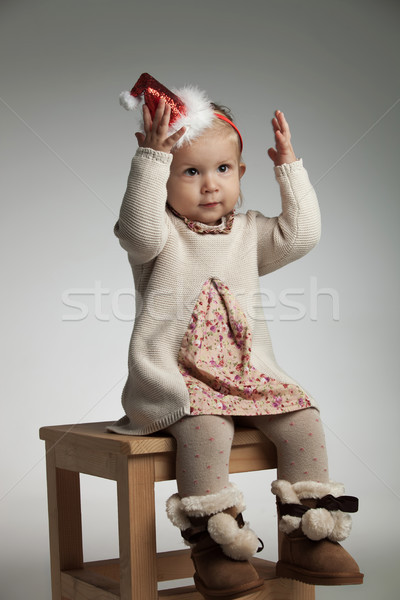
[
  {"xmin": 207, "ymin": 513, "xmax": 259, "ymax": 560},
  {"xmin": 222, "ymin": 526, "xmax": 260, "ymax": 561},
  {"xmin": 208, "ymin": 512, "xmax": 238, "ymax": 545},
  {"xmin": 302, "ymin": 508, "xmax": 334, "ymax": 541},
  {"xmin": 279, "ymin": 515, "xmax": 301, "ymax": 534},
  {"xmin": 328, "ymin": 511, "xmax": 352, "ymax": 542}
]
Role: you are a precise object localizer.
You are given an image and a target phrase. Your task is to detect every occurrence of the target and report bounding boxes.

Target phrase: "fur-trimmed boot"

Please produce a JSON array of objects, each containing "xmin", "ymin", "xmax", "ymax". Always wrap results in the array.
[
  {"xmin": 166, "ymin": 482, "xmax": 264, "ymax": 599},
  {"xmin": 272, "ymin": 479, "xmax": 364, "ymax": 586}
]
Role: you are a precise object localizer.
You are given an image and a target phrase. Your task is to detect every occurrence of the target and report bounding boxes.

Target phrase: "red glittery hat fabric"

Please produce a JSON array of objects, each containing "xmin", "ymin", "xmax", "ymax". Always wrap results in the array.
[{"xmin": 128, "ymin": 73, "xmax": 187, "ymax": 125}]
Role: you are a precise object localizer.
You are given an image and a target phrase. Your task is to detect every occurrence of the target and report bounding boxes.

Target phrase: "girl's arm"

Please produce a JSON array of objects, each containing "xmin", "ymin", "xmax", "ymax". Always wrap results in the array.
[
  {"xmin": 256, "ymin": 111, "xmax": 321, "ymax": 276},
  {"xmin": 114, "ymin": 100, "xmax": 185, "ymax": 264},
  {"xmin": 114, "ymin": 148, "xmax": 172, "ymax": 264}
]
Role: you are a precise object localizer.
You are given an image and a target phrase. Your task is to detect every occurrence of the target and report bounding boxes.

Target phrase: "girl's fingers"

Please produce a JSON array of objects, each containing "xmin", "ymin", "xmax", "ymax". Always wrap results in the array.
[
  {"xmin": 267, "ymin": 146, "xmax": 277, "ymax": 162},
  {"xmin": 275, "ymin": 129, "xmax": 291, "ymax": 151},
  {"xmin": 272, "ymin": 112, "xmax": 285, "ymax": 133},
  {"xmin": 272, "ymin": 116, "xmax": 280, "ymax": 133},
  {"xmin": 272, "ymin": 111, "xmax": 291, "ymax": 145},
  {"xmin": 159, "ymin": 102, "xmax": 171, "ymax": 130},
  {"xmin": 168, "ymin": 126, "xmax": 186, "ymax": 144},
  {"xmin": 143, "ymin": 104, "xmax": 152, "ymax": 132},
  {"xmin": 275, "ymin": 112, "xmax": 285, "ymax": 132},
  {"xmin": 270, "ymin": 111, "xmax": 296, "ymax": 164},
  {"xmin": 152, "ymin": 98, "xmax": 166, "ymax": 129},
  {"xmin": 135, "ymin": 132, "xmax": 146, "ymax": 146},
  {"xmin": 276, "ymin": 110, "xmax": 290, "ymax": 136}
]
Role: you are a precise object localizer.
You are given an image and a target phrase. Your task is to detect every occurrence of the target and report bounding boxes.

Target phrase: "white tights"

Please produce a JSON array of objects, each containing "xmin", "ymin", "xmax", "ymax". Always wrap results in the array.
[{"xmin": 166, "ymin": 408, "xmax": 329, "ymax": 497}]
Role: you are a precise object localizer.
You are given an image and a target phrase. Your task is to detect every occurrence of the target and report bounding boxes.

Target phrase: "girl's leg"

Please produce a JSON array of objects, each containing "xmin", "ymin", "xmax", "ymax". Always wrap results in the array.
[
  {"xmin": 237, "ymin": 409, "xmax": 363, "ymax": 585},
  {"xmin": 237, "ymin": 408, "xmax": 329, "ymax": 483},
  {"xmin": 166, "ymin": 414, "xmax": 234, "ymax": 497},
  {"xmin": 165, "ymin": 415, "xmax": 264, "ymax": 596}
]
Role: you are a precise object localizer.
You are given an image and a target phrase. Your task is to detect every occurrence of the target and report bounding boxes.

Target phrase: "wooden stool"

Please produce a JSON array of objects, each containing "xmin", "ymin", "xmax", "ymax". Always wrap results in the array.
[{"xmin": 40, "ymin": 422, "xmax": 315, "ymax": 600}]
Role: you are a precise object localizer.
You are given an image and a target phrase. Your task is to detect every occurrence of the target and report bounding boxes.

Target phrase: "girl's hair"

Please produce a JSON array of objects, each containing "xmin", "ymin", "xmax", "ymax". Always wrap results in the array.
[
  {"xmin": 211, "ymin": 102, "xmax": 244, "ymax": 208},
  {"xmin": 210, "ymin": 102, "xmax": 241, "ymax": 151},
  {"xmin": 210, "ymin": 102, "xmax": 236, "ymax": 122}
]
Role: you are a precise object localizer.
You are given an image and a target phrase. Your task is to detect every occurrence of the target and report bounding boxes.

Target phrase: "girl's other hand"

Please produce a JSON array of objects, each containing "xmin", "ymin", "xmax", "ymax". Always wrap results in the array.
[
  {"xmin": 267, "ymin": 110, "xmax": 298, "ymax": 166},
  {"xmin": 135, "ymin": 99, "xmax": 186, "ymax": 153}
]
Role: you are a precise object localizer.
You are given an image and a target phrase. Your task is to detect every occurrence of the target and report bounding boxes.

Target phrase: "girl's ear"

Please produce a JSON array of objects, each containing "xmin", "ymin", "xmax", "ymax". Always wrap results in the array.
[{"xmin": 239, "ymin": 163, "xmax": 246, "ymax": 179}]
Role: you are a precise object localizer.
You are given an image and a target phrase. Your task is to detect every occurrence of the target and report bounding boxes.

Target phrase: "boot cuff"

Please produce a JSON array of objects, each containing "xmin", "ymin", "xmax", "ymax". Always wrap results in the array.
[
  {"xmin": 166, "ymin": 483, "xmax": 245, "ymax": 528},
  {"xmin": 181, "ymin": 483, "xmax": 245, "ymax": 518},
  {"xmin": 271, "ymin": 479, "xmax": 345, "ymax": 502},
  {"xmin": 166, "ymin": 493, "xmax": 192, "ymax": 531}
]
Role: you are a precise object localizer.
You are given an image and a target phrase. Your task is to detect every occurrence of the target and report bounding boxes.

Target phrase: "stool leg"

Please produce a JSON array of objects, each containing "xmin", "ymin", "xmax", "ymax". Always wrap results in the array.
[
  {"xmin": 117, "ymin": 454, "xmax": 158, "ymax": 600},
  {"xmin": 45, "ymin": 442, "xmax": 84, "ymax": 599}
]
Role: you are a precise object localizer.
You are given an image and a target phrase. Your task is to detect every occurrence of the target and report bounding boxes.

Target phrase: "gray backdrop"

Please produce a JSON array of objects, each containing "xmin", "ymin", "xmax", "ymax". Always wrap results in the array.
[{"xmin": 1, "ymin": 1, "xmax": 399, "ymax": 598}]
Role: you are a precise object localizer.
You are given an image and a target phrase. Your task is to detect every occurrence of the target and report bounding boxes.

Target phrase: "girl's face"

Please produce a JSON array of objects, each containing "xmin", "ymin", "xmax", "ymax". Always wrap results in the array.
[{"xmin": 166, "ymin": 128, "xmax": 246, "ymax": 226}]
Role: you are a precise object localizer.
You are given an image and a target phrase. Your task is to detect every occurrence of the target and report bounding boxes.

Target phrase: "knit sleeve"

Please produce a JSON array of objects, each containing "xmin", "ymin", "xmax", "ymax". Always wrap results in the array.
[
  {"xmin": 114, "ymin": 147, "xmax": 173, "ymax": 264},
  {"xmin": 255, "ymin": 158, "xmax": 321, "ymax": 276}
]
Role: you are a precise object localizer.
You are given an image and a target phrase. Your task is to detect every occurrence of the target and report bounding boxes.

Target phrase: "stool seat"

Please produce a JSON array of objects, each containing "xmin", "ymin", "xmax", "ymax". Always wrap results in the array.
[{"xmin": 40, "ymin": 421, "xmax": 315, "ymax": 600}]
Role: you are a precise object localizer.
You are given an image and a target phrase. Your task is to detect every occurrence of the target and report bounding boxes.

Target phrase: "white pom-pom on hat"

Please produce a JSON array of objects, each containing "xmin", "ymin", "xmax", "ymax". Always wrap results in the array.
[{"xmin": 119, "ymin": 91, "xmax": 141, "ymax": 111}]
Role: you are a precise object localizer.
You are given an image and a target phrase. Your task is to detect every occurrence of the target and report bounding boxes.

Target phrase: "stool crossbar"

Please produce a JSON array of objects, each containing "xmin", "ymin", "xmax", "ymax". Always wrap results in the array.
[{"xmin": 40, "ymin": 421, "xmax": 315, "ymax": 600}]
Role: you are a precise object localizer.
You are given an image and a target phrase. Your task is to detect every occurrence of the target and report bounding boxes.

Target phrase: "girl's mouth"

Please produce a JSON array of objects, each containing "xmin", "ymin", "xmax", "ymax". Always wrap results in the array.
[{"xmin": 201, "ymin": 202, "xmax": 220, "ymax": 207}]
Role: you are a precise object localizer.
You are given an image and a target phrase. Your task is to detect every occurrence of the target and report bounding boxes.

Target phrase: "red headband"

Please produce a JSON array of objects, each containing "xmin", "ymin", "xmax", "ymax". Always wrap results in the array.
[{"xmin": 215, "ymin": 113, "xmax": 243, "ymax": 151}]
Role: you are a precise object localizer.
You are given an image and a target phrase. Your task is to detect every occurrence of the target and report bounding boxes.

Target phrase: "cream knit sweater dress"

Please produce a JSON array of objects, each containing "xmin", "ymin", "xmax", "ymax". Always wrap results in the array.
[{"xmin": 108, "ymin": 147, "xmax": 321, "ymax": 436}]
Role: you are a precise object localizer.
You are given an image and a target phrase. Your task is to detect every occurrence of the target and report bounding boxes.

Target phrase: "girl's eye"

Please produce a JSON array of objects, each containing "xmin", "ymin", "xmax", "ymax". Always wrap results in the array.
[
  {"xmin": 218, "ymin": 164, "xmax": 229, "ymax": 173},
  {"xmin": 184, "ymin": 168, "xmax": 198, "ymax": 176}
]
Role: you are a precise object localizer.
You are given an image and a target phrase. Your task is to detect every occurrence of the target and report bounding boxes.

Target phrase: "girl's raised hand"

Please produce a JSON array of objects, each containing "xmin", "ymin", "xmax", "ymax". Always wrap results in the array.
[
  {"xmin": 135, "ymin": 99, "xmax": 186, "ymax": 153},
  {"xmin": 267, "ymin": 110, "xmax": 298, "ymax": 166}
]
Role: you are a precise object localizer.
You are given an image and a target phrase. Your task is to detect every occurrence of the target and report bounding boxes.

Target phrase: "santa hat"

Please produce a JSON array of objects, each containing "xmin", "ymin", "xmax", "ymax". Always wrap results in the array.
[{"xmin": 119, "ymin": 73, "xmax": 215, "ymax": 148}]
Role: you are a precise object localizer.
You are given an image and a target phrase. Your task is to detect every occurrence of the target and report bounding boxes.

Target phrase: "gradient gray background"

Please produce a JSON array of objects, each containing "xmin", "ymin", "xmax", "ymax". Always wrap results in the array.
[{"xmin": 1, "ymin": 1, "xmax": 399, "ymax": 598}]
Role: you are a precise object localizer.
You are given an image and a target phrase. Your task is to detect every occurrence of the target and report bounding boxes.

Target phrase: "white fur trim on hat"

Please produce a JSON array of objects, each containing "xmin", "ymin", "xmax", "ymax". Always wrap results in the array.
[
  {"xmin": 208, "ymin": 512, "xmax": 260, "ymax": 560},
  {"xmin": 169, "ymin": 85, "xmax": 215, "ymax": 148}
]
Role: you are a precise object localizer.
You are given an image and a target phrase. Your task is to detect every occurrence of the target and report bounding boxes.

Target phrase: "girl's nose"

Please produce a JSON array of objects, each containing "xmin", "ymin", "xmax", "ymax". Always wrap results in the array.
[{"xmin": 201, "ymin": 174, "xmax": 218, "ymax": 193}]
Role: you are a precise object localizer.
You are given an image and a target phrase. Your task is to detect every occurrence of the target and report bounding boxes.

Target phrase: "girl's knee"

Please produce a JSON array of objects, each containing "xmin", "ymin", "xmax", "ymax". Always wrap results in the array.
[{"xmin": 166, "ymin": 414, "xmax": 234, "ymax": 443}]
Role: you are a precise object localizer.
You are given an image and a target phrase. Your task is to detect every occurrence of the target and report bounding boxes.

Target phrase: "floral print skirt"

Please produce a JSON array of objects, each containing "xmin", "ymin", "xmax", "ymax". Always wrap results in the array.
[{"xmin": 178, "ymin": 278, "xmax": 312, "ymax": 416}]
